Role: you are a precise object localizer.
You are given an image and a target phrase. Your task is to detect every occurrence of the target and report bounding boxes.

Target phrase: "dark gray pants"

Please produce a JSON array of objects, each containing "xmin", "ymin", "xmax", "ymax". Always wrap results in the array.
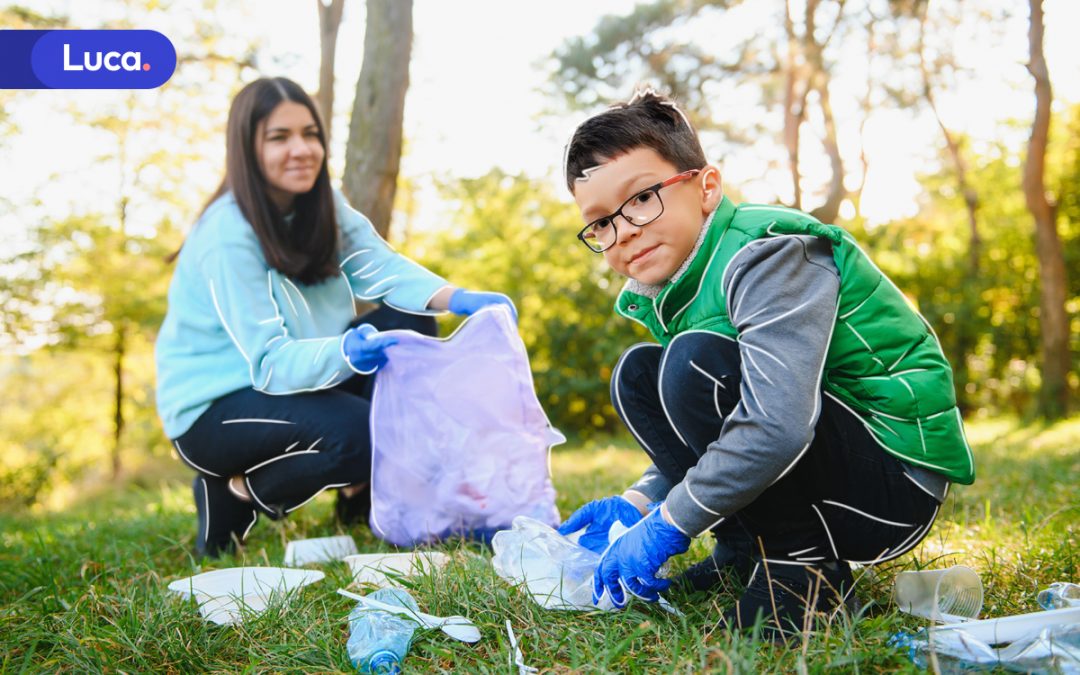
[{"xmin": 612, "ymin": 332, "xmax": 941, "ymax": 567}]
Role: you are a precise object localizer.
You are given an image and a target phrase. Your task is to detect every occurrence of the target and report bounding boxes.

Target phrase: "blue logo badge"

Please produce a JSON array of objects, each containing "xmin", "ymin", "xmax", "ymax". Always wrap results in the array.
[{"xmin": 1, "ymin": 30, "xmax": 176, "ymax": 89}]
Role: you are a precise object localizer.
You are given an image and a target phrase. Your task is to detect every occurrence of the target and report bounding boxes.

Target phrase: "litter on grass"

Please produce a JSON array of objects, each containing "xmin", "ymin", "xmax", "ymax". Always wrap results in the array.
[
  {"xmin": 893, "ymin": 565, "xmax": 984, "ymax": 622},
  {"xmin": 892, "ymin": 578, "xmax": 1080, "ymax": 673},
  {"xmin": 506, "ymin": 620, "xmax": 538, "ymax": 675},
  {"xmin": 337, "ymin": 588, "xmax": 482, "ymax": 643},
  {"xmin": 283, "ymin": 535, "xmax": 358, "ymax": 566},
  {"xmin": 343, "ymin": 551, "xmax": 451, "ymax": 587},
  {"xmin": 491, "ymin": 515, "xmax": 678, "ymax": 614},
  {"xmin": 167, "ymin": 566, "xmax": 324, "ymax": 625}
]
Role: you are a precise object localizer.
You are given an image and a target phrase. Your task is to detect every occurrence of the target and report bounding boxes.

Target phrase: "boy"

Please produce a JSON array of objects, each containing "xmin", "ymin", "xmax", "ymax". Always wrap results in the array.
[{"xmin": 557, "ymin": 90, "xmax": 974, "ymax": 634}]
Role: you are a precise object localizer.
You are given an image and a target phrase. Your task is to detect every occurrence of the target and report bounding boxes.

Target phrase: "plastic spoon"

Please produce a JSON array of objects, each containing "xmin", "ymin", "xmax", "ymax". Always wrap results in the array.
[{"xmin": 337, "ymin": 588, "xmax": 482, "ymax": 643}]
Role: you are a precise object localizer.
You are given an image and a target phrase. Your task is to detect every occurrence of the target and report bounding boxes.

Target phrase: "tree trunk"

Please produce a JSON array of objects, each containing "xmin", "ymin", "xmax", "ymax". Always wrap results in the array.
[
  {"xmin": 918, "ymin": 0, "xmax": 980, "ymax": 413},
  {"xmin": 853, "ymin": 12, "xmax": 875, "ymax": 206},
  {"xmin": 1023, "ymin": 0, "xmax": 1070, "ymax": 419},
  {"xmin": 790, "ymin": 0, "xmax": 846, "ymax": 224},
  {"xmin": 112, "ymin": 127, "xmax": 131, "ymax": 480},
  {"xmin": 316, "ymin": 0, "xmax": 346, "ymax": 143},
  {"xmin": 917, "ymin": 2, "xmax": 979, "ymax": 269},
  {"xmin": 782, "ymin": 0, "xmax": 809, "ymax": 210},
  {"xmin": 342, "ymin": 0, "xmax": 413, "ymax": 239},
  {"xmin": 808, "ymin": 68, "xmax": 845, "ymax": 225},
  {"xmin": 112, "ymin": 323, "xmax": 125, "ymax": 479}
]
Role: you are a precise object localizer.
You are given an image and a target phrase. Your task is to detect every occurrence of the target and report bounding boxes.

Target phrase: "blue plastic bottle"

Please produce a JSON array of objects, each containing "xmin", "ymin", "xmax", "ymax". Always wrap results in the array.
[{"xmin": 346, "ymin": 588, "xmax": 419, "ymax": 674}]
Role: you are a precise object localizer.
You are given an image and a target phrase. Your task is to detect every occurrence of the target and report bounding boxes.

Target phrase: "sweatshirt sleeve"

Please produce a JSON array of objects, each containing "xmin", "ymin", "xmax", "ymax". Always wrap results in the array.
[
  {"xmin": 663, "ymin": 235, "xmax": 841, "ymax": 537},
  {"xmin": 200, "ymin": 243, "xmax": 355, "ymax": 394},
  {"xmin": 626, "ymin": 464, "xmax": 675, "ymax": 503},
  {"xmin": 335, "ymin": 192, "xmax": 450, "ymax": 314}
]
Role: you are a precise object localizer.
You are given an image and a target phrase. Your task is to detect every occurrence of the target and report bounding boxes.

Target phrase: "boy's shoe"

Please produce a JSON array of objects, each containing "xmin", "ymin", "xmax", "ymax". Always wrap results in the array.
[
  {"xmin": 334, "ymin": 484, "xmax": 371, "ymax": 526},
  {"xmin": 193, "ymin": 476, "xmax": 258, "ymax": 559},
  {"xmin": 674, "ymin": 534, "xmax": 756, "ymax": 592},
  {"xmin": 723, "ymin": 560, "xmax": 854, "ymax": 638}
]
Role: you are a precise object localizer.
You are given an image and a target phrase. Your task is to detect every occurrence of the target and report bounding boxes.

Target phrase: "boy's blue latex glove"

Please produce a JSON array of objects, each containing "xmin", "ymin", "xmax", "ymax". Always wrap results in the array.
[
  {"xmin": 593, "ymin": 507, "xmax": 690, "ymax": 608},
  {"xmin": 342, "ymin": 323, "xmax": 398, "ymax": 374},
  {"xmin": 557, "ymin": 496, "xmax": 646, "ymax": 554},
  {"xmin": 449, "ymin": 288, "xmax": 518, "ymax": 323}
]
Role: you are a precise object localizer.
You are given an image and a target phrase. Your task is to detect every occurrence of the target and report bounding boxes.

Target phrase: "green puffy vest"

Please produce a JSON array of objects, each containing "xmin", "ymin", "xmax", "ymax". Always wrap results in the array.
[{"xmin": 614, "ymin": 197, "xmax": 975, "ymax": 484}]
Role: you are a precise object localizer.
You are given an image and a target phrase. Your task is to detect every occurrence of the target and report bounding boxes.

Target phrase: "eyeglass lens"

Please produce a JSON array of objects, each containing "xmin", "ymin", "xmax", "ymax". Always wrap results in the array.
[{"xmin": 584, "ymin": 189, "xmax": 664, "ymax": 252}]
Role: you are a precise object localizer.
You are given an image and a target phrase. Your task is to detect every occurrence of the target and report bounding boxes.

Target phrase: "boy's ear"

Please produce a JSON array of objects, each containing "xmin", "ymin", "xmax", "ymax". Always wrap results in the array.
[{"xmin": 700, "ymin": 165, "xmax": 723, "ymax": 213}]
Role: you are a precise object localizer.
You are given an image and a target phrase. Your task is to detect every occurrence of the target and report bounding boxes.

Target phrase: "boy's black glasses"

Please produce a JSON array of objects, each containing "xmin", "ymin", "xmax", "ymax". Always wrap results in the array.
[{"xmin": 576, "ymin": 169, "xmax": 701, "ymax": 253}]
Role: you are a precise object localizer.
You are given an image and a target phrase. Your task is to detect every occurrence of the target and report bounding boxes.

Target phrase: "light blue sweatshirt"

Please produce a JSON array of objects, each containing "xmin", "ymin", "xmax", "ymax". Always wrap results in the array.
[{"xmin": 155, "ymin": 190, "xmax": 449, "ymax": 439}]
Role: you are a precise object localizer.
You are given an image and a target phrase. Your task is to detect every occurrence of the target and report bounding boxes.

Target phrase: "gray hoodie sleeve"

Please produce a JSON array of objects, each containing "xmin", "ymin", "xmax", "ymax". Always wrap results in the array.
[
  {"xmin": 664, "ymin": 235, "xmax": 841, "ymax": 537},
  {"xmin": 626, "ymin": 464, "xmax": 675, "ymax": 503}
]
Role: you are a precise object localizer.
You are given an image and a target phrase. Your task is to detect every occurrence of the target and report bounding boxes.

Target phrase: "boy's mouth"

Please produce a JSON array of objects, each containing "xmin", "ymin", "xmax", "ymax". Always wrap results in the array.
[{"xmin": 628, "ymin": 244, "xmax": 660, "ymax": 265}]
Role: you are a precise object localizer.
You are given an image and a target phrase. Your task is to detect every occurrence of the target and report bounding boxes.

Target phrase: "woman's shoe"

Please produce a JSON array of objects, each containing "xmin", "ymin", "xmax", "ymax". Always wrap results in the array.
[
  {"xmin": 193, "ymin": 475, "xmax": 258, "ymax": 558},
  {"xmin": 334, "ymin": 484, "xmax": 371, "ymax": 526}
]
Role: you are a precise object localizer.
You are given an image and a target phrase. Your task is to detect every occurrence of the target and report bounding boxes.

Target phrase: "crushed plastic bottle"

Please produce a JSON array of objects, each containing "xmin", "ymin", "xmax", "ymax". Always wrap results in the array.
[
  {"xmin": 1038, "ymin": 583, "xmax": 1080, "ymax": 610},
  {"xmin": 891, "ymin": 624, "xmax": 1080, "ymax": 674},
  {"xmin": 491, "ymin": 515, "xmax": 678, "ymax": 613},
  {"xmin": 346, "ymin": 588, "xmax": 419, "ymax": 674},
  {"xmin": 492, "ymin": 515, "xmax": 602, "ymax": 610}
]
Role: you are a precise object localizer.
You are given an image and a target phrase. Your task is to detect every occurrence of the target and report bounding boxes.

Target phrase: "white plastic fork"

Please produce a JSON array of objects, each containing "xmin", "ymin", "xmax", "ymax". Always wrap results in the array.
[{"xmin": 337, "ymin": 588, "xmax": 482, "ymax": 643}]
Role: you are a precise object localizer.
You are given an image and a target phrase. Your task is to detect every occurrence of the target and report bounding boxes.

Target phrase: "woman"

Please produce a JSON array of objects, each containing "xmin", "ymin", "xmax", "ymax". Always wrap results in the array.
[{"xmin": 155, "ymin": 77, "xmax": 514, "ymax": 557}]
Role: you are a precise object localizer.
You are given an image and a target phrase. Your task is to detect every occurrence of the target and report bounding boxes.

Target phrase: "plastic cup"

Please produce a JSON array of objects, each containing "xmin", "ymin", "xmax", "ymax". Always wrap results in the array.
[{"xmin": 893, "ymin": 565, "xmax": 983, "ymax": 621}]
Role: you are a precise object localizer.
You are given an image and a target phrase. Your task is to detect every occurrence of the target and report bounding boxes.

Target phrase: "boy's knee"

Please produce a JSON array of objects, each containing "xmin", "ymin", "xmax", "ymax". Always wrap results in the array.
[
  {"xmin": 610, "ymin": 343, "xmax": 662, "ymax": 402},
  {"xmin": 659, "ymin": 332, "xmax": 740, "ymax": 407}
]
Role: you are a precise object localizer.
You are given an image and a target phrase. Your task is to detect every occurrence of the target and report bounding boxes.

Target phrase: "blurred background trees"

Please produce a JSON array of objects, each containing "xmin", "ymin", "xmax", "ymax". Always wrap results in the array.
[{"xmin": 0, "ymin": 0, "xmax": 1075, "ymax": 509}]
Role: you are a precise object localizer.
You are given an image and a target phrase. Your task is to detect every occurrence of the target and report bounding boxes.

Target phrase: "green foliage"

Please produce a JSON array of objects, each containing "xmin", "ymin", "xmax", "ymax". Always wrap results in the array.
[
  {"xmin": 0, "ymin": 348, "xmax": 165, "ymax": 510},
  {"xmin": 406, "ymin": 171, "xmax": 651, "ymax": 438},
  {"xmin": 549, "ymin": 0, "xmax": 1077, "ymax": 416},
  {"xmin": 550, "ymin": 0, "xmax": 757, "ymax": 131},
  {"xmin": 853, "ymin": 109, "xmax": 1080, "ymax": 418},
  {"xmin": 0, "ymin": 0, "xmax": 261, "ymax": 501}
]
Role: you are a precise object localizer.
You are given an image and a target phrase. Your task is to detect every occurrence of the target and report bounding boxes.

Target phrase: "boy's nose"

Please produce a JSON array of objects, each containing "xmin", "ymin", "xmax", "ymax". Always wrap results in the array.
[{"xmin": 615, "ymin": 216, "xmax": 642, "ymax": 246}]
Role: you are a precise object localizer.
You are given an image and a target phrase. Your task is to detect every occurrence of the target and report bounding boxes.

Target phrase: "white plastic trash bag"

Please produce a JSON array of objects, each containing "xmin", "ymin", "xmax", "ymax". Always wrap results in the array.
[
  {"xmin": 492, "ymin": 516, "xmax": 614, "ymax": 611},
  {"xmin": 369, "ymin": 306, "xmax": 564, "ymax": 547}
]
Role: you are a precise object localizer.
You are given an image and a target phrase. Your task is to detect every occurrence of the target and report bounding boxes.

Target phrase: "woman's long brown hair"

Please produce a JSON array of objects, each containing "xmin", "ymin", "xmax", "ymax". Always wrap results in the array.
[{"xmin": 168, "ymin": 77, "xmax": 338, "ymax": 284}]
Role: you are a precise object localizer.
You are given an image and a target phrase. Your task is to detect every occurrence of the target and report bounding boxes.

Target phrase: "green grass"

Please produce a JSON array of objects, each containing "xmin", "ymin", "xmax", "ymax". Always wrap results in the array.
[{"xmin": 1, "ymin": 417, "xmax": 1077, "ymax": 673}]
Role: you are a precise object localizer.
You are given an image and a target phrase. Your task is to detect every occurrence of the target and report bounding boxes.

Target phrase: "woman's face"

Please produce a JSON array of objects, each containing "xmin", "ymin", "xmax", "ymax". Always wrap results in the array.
[{"xmin": 255, "ymin": 100, "xmax": 325, "ymax": 211}]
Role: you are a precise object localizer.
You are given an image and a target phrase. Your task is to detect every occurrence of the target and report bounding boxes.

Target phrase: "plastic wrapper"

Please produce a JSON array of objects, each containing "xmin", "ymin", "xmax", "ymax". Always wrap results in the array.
[
  {"xmin": 491, "ymin": 515, "xmax": 680, "ymax": 614},
  {"xmin": 369, "ymin": 307, "xmax": 563, "ymax": 547},
  {"xmin": 892, "ymin": 623, "xmax": 1080, "ymax": 674},
  {"xmin": 891, "ymin": 583, "xmax": 1080, "ymax": 673},
  {"xmin": 492, "ymin": 516, "xmax": 616, "ymax": 611}
]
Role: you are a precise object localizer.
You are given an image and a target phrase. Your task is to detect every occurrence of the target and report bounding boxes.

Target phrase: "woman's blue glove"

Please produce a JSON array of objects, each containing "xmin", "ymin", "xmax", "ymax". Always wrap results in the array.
[
  {"xmin": 449, "ymin": 288, "xmax": 518, "ymax": 323},
  {"xmin": 557, "ymin": 496, "xmax": 646, "ymax": 554},
  {"xmin": 342, "ymin": 323, "xmax": 398, "ymax": 374},
  {"xmin": 593, "ymin": 507, "xmax": 690, "ymax": 608}
]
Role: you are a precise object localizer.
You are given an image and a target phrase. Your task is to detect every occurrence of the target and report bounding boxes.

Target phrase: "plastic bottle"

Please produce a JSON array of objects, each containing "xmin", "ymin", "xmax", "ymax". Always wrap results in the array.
[
  {"xmin": 346, "ymin": 588, "xmax": 419, "ymax": 674},
  {"xmin": 1036, "ymin": 582, "xmax": 1080, "ymax": 610}
]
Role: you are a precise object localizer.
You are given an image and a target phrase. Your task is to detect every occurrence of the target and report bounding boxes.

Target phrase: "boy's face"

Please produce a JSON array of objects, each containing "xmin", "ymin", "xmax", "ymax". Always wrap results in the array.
[{"xmin": 573, "ymin": 147, "xmax": 722, "ymax": 286}]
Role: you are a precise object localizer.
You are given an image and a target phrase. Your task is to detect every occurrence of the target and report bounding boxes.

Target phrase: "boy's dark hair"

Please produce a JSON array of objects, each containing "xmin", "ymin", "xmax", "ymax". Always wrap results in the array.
[{"xmin": 564, "ymin": 89, "xmax": 706, "ymax": 194}]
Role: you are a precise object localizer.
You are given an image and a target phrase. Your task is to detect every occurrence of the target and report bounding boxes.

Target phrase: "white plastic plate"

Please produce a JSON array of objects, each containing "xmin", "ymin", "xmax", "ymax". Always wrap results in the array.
[
  {"xmin": 167, "ymin": 566, "xmax": 325, "ymax": 625},
  {"xmin": 343, "ymin": 551, "xmax": 450, "ymax": 587},
  {"xmin": 283, "ymin": 535, "xmax": 358, "ymax": 566}
]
